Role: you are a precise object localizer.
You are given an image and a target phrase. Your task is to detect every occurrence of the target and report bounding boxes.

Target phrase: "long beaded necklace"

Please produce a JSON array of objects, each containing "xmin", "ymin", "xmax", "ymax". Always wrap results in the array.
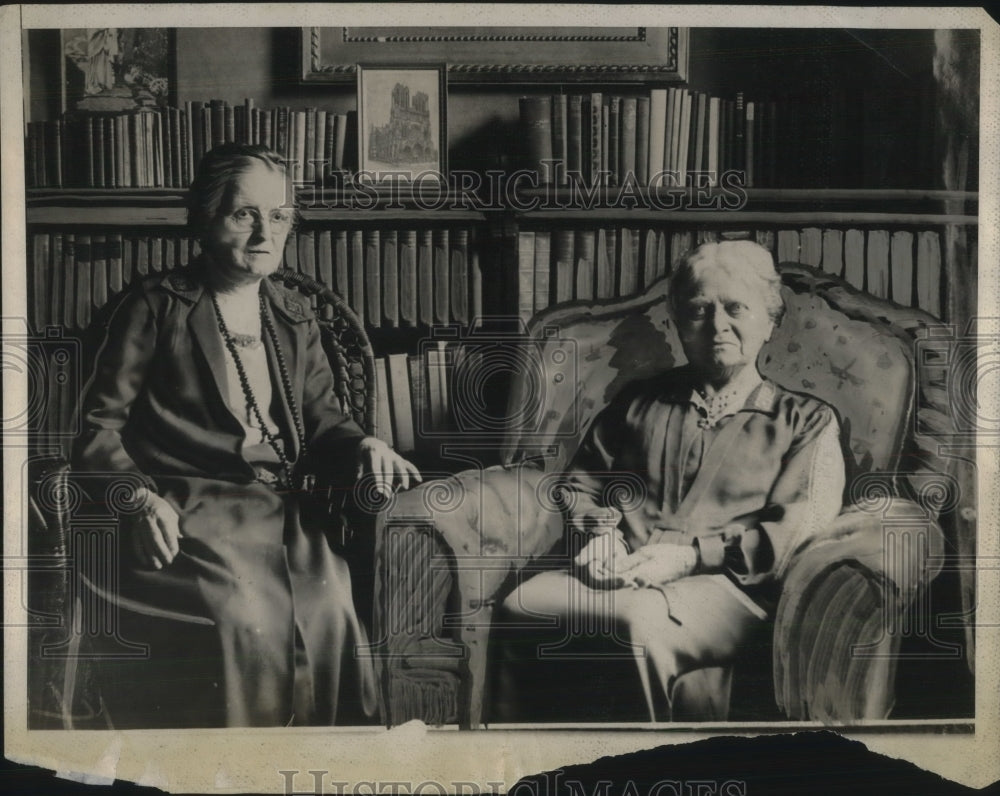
[{"xmin": 211, "ymin": 290, "xmax": 307, "ymax": 488}]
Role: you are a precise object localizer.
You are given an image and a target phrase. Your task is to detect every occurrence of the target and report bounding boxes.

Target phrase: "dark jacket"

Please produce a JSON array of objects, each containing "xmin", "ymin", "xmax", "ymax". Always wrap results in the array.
[{"xmin": 72, "ymin": 264, "xmax": 375, "ymax": 727}]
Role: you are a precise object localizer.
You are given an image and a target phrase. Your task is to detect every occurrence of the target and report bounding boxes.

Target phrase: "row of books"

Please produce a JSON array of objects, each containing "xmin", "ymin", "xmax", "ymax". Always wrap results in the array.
[
  {"xmin": 520, "ymin": 89, "xmax": 785, "ymax": 189},
  {"xmin": 24, "ymin": 100, "xmax": 356, "ymax": 189},
  {"xmin": 372, "ymin": 348, "xmax": 447, "ymax": 455},
  {"xmin": 28, "ymin": 227, "xmax": 483, "ymax": 333},
  {"xmin": 515, "ymin": 226, "xmax": 696, "ymax": 320}
]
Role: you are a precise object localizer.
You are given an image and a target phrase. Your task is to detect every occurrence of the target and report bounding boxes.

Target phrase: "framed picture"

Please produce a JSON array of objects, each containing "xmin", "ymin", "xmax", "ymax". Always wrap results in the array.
[
  {"xmin": 60, "ymin": 28, "xmax": 174, "ymax": 112},
  {"xmin": 357, "ymin": 65, "xmax": 447, "ymax": 184},
  {"xmin": 304, "ymin": 27, "xmax": 688, "ymax": 84}
]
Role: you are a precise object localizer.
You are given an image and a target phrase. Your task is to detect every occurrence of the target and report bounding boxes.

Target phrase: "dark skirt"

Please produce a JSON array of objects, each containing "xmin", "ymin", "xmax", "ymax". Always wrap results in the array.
[{"xmin": 93, "ymin": 476, "xmax": 377, "ymax": 728}]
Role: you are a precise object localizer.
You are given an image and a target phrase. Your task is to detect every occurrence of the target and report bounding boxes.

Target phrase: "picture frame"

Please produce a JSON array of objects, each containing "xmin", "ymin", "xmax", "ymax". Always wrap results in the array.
[
  {"xmin": 304, "ymin": 27, "xmax": 688, "ymax": 84},
  {"xmin": 356, "ymin": 65, "xmax": 447, "ymax": 185},
  {"xmin": 60, "ymin": 28, "xmax": 174, "ymax": 112}
]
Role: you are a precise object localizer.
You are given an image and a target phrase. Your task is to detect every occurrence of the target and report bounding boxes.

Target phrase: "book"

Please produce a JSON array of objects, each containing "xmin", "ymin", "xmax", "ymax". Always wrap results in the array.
[
  {"xmin": 417, "ymin": 229, "xmax": 434, "ymax": 326},
  {"xmin": 299, "ymin": 229, "xmax": 316, "ymax": 281},
  {"xmin": 694, "ymin": 92, "xmax": 707, "ymax": 175},
  {"xmin": 552, "ymin": 94, "xmax": 568, "ymax": 186},
  {"xmin": 387, "ymin": 353, "xmax": 415, "ymax": 453},
  {"xmin": 304, "ymin": 108, "xmax": 316, "ymax": 184},
  {"xmin": 333, "ymin": 229, "xmax": 349, "ymax": 302},
  {"xmin": 607, "ymin": 96, "xmax": 620, "ymax": 186},
  {"xmin": 588, "ymin": 92, "xmax": 603, "ymax": 188},
  {"xmin": 332, "ymin": 114, "xmax": 348, "ymax": 171},
  {"xmin": 533, "ymin": 230, "xmax": 556, "ymax": 311},
  {"xmin": 734, "ymin": 92, "xmax": 746, "ymax": 176},
  {"xmin": 382, "ymin": 229, "xmax": 399, "ymax": 327},
  {"xmin": 551, "ymin": 229, "xmax": 575, "ymax": 305},
  {"xmin": 399, "ymin": 230, "xmax": 417, "ymax": 327},
  {"xmin": 433, "ymin": 228, "xmax": 449, "ymax": 325},
  {"xmin": 519, "ymin": 96, "xmax": 553, "ymax": 183},
  {"xmin": 408, "ymin": 354, "xmax": 428, "ymax": 446},
  {"xmin": 635, "ymin": 96, "xmax": 649, "ymax": 187},
  {"xmin": 320, "ymin": 110, "xmax": 333, "ymax": 181},
  {"xmin": 162, "ymin": 110, "xmax": 174, "ymax": 189},
  {"xmin": 349, "ymin": 229, "xmax": 365, "ymax": 325},
  {"xmin": 283, "ymin": 228, "xmax": 297, "ymax": 273},
  {"xmin": 224, "ymin": 103, "xmax": 235, "ymax": 144},
  {"xmin": 293, "ymin": 110, "xmax": 307, "ymax": 185},
  {"xmin": 575, "ymin": 230, "xmax": 595, "ymax": 301},
  {"xmin": 620, "ymin": 97, "xmax": 637, "ymax": 185},
  {"xmin": 745, "ymin": 100, "xmax": 756, "ymax": 188},
  {"xmin": 261, "ymin": 109, "xmax": 272, "ymax": 151},
  {"xmin": 62, "ymin": 233, "xmax": 76, "ymax": 329},
  {"xmin": 678, "ymin": 90, "xmax": 693, "ymax": 185},
  {"xmin": 163, "ymin": 236, "xmax": 176, "ymax": 272},
  {"xmin": 50, "ymin": 233, "xmax": 63, "ymax": 327},
  {"xmin": 708, "ymin": 96, "xmax": 721, "ymax": 186},
  {"xmin": 451, "ymin": 229, "xmax": 469, "ymax": 326},
  {"xmin": 597, "ymin": 227, "xmax": 615, "ymax": 299},
  {"xmin": 135, "ymin": 236, "xmax": 149, "ymax": 277},
  {"xmin": 426, "ymin": 341, "xmax": 450, "ymax": 434},
  {"xmin": 601, "ymin": 102, "xmax": 610, "ymax": 186},
  {"xmin": 643, "ymin": 228, "xmax": 658, "ymax": 289},
  {"xmin": 469, "ymin": 230, "xmax": 482, "ymax": 328},
  {"xmin": 317, "ymin": 229, "xmax": 334, "ymax": 311},
  {"xmin": 94, "ymin": 117, "xmax": 105, "ymax": 189},
  {"xmin": 245, "ymin": 98, "xmax": 256, "ymax": 144},
  {"xmin": 648, "ymin": 89, "xmax": 667, "ymax": 186},
  {"xmin": 619, "ymin": 228, "xmax": 637, "ymax": 297},
  {"xmin": 150, "ymin": 236, "xmax": 163, "ymax": 274},
  {"xmin": 155, "ymin": 112, "xmax": 166, "ymax": 187},
  {"xmin": 720, "ymin": 98, "xmax": 732, "ymax": 178},
  {"xmin": 108, "ymin": 233, "xmax": 123, "ymax": 294},
  {"xmin": 567, "ymin": 95, "xmax": 583, "ymax": 183},
  {"xmin": 172, "ymin": 107, "xmax": 183, "ymax": 187},
  {"xmin": 364, "ymin": 229, "xmax": 381, "ymax": 327},
  {"xmin": 374, "ymin": 357, "xmax": 394, "ymax": 446},
  {"xmin": 189, "ymin": 103, "xmax": 203, "ymax": 181},
  {"xmin": 31, "ymin": 234, "xmax": 49, "ymax": 330},
  {"xmin": 91, "ymin": 234, "xmax": 108, "ymax": 311},
  {"xmin": 76, "ymin": 234, "xmax": 92, "ymax": 329},
  {"xmin": 209, "ymin": 99, "xmax": 225, "ymax": 149},
  {"xmin": 663, "ymin": 88, "xmax": 677, "ymax": 178},
  {"xmin": 276, "ymin": 106, "xmax": 289, "ymax": 161},
  {"xmin": 517, "ymin": 230, "xmax": 535, "ymax": 325},
  {"xmin": 121, "ymin": 236, "xmax": 133, "ymax": 285}
]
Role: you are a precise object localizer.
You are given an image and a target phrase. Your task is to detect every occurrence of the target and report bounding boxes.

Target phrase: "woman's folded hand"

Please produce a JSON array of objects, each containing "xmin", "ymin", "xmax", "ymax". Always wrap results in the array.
[
  {"xmin": 616, "ymin": 543, "xmax": 698, "ymax": 588},
  {"xmin": 129, "ymin": 488, "xmax": 182, "ymax": 570},
  {"xmin": 355, "ymin": 436, "xmax": 423, "ymax": 497},
  {"xmin": 573, "ymin": 509, "xmax": 628, "ymax": 589}
]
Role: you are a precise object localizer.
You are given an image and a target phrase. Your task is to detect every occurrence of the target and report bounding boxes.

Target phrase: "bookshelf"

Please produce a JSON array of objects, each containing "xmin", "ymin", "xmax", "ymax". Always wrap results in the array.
[{"xmin": 23, "ymin": 27, "xmax": 978, "ymax": 460}]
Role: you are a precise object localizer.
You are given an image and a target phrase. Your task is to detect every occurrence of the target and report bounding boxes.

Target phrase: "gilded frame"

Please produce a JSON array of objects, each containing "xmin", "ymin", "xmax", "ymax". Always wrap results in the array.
[{"xmin": 302, "ymin": 26, "xmax": 688, "ymax": 84}]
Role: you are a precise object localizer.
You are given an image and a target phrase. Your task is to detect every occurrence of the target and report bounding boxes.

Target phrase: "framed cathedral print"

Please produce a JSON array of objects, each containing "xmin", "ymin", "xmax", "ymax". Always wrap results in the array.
[{"xmin": 356, "ymin": 65, "xmax": 447, "ymax": 185}]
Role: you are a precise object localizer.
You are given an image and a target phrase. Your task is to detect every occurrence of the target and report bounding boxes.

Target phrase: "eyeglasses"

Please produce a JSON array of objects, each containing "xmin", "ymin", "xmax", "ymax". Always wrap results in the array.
[{"xmin": 226, "ymin": 207, "xmax": 295, "ymax": 232}]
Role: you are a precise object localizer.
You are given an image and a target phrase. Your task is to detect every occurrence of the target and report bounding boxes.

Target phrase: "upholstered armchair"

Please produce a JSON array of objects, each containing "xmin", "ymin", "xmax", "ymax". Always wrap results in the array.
[{"xmin": 373, "ymin": 262, "xmax": 963, "ymax": 728}]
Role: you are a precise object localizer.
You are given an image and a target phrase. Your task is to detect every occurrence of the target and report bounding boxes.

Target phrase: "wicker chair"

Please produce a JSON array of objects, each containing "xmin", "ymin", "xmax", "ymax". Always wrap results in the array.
[
  {"xmin": 373, "ymin": 262, "xmax": 969, "ymax": 728},
  {"xmin": 27, "ymin": 269, "xmax": 376, "ymax": 729}
]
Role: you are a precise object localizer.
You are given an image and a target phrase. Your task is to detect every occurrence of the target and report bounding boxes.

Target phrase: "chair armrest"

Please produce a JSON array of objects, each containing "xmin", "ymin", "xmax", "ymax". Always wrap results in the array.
[
  {"xmin": 374, "ymin": 463, "xmax": 565, "ymax": 728},
  {"xmin": 773, "ymin": 498, "xmax": 945, "ymax": 721},
  {"xmin": 378, "ymin": 463, "xmax": 566, "ymax": 605}
]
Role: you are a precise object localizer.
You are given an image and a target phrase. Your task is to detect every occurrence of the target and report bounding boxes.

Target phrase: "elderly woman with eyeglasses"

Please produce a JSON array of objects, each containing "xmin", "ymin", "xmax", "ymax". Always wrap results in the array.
[
  {"xmin": 499, "ymin": 241, "xmax": 846, "ymax": 722},
  {"xmin": 73, "ymin": 144, "xmax": 420, "ymax": 727}
]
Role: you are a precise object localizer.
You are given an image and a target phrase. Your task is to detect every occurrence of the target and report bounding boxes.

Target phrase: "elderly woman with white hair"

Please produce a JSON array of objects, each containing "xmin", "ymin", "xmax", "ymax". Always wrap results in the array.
[{"xmin": 501, "ymin": 240, "xmax": 846, "ymax": 721}]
